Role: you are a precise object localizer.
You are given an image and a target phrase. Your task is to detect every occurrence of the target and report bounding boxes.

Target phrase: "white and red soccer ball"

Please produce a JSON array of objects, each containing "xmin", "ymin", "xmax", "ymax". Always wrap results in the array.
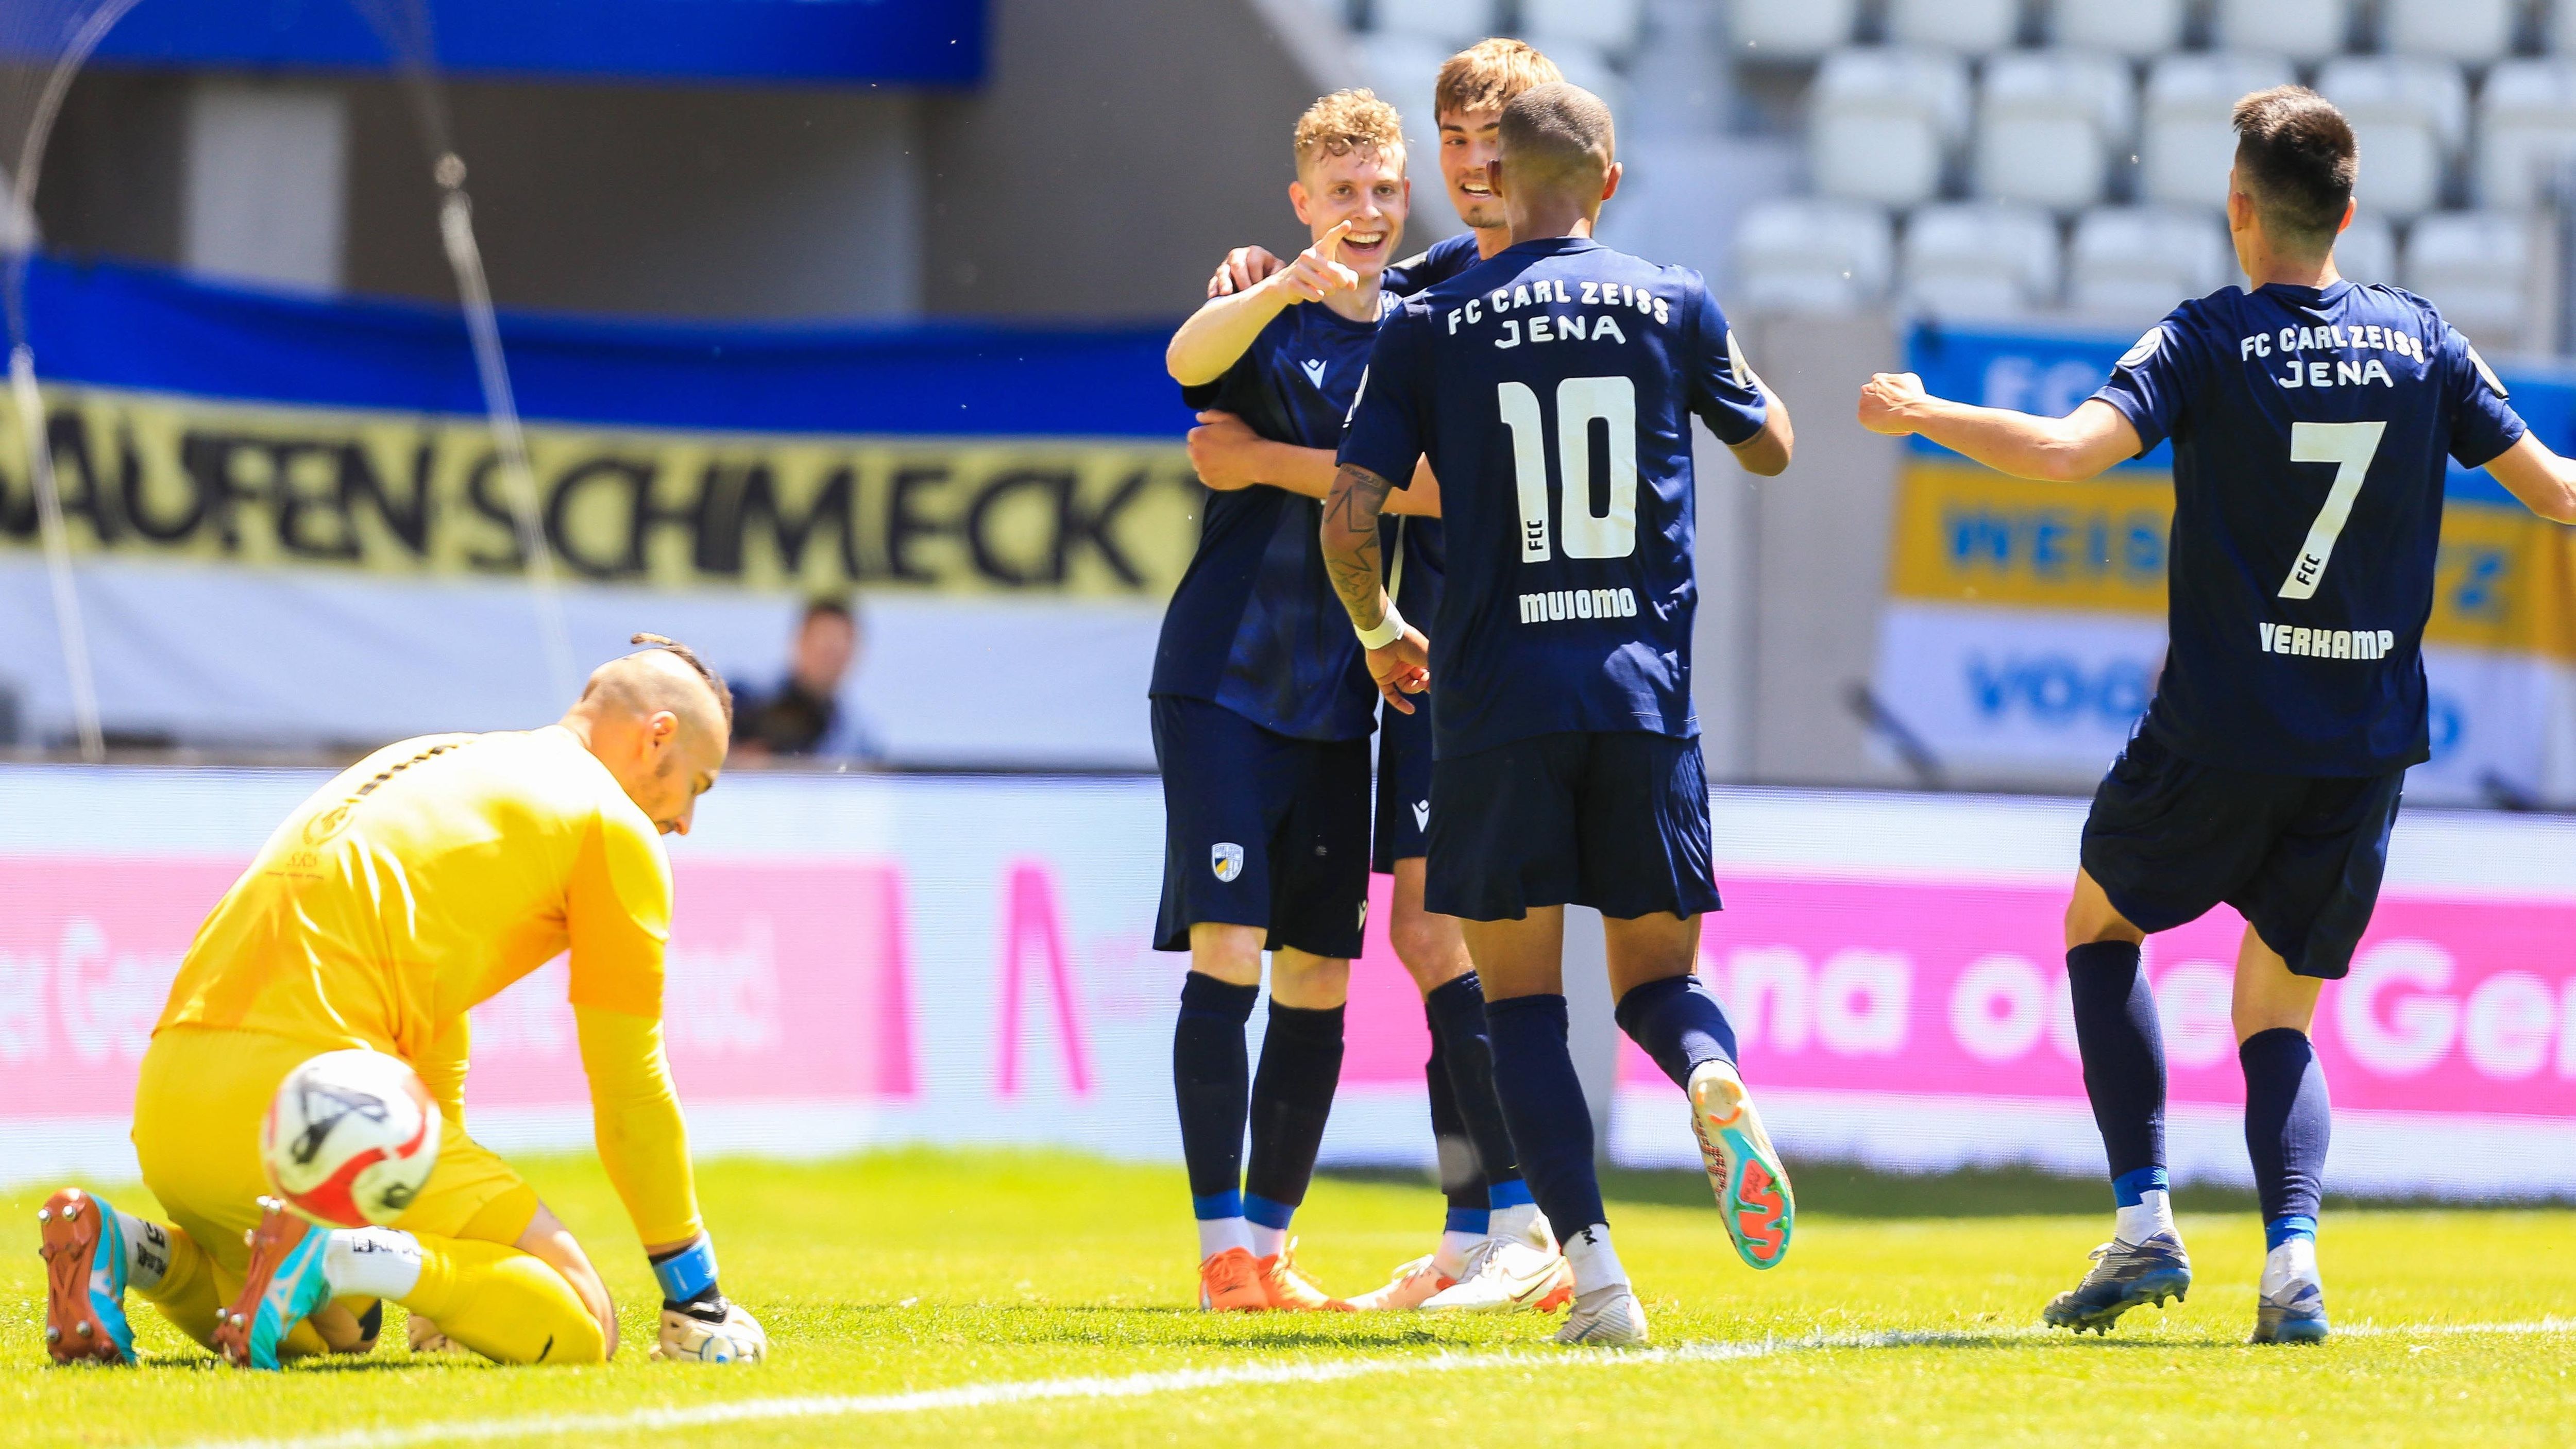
[{"xmin": 260, "ymin": 1049, "xmax": 441, "ymax": 1228}]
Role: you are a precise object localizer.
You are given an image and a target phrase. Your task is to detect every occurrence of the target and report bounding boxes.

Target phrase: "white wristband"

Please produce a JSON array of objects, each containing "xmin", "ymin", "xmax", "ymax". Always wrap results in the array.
[{"xmin": 1355, "ymin": 601, "xmax": 1406, "ymax": 651}]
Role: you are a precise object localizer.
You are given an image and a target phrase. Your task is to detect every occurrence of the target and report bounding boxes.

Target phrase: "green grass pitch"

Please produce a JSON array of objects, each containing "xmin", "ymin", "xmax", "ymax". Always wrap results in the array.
[{"xmin": 4, "ymin": 1150, "xmax": 2571, "ymax": 1447}]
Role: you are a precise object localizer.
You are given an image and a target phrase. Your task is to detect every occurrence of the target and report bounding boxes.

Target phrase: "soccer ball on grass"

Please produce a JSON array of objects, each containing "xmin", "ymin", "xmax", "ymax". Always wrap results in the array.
[{"xmin": 260, "ymin": 1049, "xmax": 440, "ymax": 1228}]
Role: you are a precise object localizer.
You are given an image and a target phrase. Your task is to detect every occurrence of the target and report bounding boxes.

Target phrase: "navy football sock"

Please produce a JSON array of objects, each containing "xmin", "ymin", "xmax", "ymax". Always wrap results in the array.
[
  {"xmin": 2067, "ymin": 941, "xmax": 2167, "ymax": 1187},
  {"xmin": 1173, "ymin": 972, "xmax": 1257, "ymax": 1216},
  {"xmin": 1424, "ymin": 1025, "xmax": 1488, "ymax": 1230},
  {"xmin": 1244, "ymin": 999, "xmax": 1346, "ymax": 1225},
  {"xmin": 2241, "ymin": 1027, "xmax": 2330, "ymax": 1236},
  {"xmin": 1483, "ymin": 993, "xmax": 1608, "ymax": 1239},
  {"xmin": 1612, "ymin": 973, "xmax": 1739, "ymax": 1089},
  {"xmin": 1423, "ymin": 973, "xmax": 1527, "ymax": 1210}
]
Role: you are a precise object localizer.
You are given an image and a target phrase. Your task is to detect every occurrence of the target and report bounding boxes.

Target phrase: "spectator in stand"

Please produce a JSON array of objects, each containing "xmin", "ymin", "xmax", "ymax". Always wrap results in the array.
[{"xmin": 729, "ymin": 598, "xmax": 884, "ymax": 763}]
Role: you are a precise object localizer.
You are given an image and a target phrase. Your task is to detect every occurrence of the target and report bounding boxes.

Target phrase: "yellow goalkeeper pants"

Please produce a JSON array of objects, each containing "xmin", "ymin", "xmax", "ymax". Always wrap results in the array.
[{"xmin": 129, "ymin": 1025, "xmax": 605, "ymax": 1365}]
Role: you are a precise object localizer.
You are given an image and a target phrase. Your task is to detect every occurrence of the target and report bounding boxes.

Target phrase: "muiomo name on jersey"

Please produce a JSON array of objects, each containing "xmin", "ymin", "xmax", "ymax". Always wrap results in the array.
[
  {"xmin": 1519, "ymin": 586, "xmax": 1642, "ymax": 624},
  {"xmin": 2259, "ymin": 624, "xmax": 2397, "ymax": 660}
]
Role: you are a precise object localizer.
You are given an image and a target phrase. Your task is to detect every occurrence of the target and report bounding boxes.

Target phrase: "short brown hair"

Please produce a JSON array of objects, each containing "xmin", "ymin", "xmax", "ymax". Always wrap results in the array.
[
  {"xmin": 1294, "ymin": 88, "xmax": 1405, "ymax": 176},
  {"xmin": 2232, "ymin": 86, "xmax": 2357, "ymax": 252},
  {"xmin": 1498, "ymin": 81, "xmax": 1616, "ymax": 195},
  {"xmin": 1434, "ymin": 38, "xmax": 1563, "ymax": 127}
]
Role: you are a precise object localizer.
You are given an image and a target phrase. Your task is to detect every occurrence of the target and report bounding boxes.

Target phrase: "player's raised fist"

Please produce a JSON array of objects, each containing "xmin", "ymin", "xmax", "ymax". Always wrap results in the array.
[
  {"xmin": 652, "ymin": 1296, "xmax": 768, "ymax": 1364},
  {"xmin": 1857, "ymin": 372, "xmax": 1930, "ymax": 435},
  {"xmin": 1271, "ymin": 220, "xmax": 1362, "ymax": 304},
  {"xmin": 1208, "ymin": 245, "xmax": 1285, "ymax": 298}
]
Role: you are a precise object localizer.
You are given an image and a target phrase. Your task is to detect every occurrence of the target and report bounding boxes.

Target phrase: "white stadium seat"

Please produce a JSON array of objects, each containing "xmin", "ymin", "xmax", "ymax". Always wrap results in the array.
[
  {"xmin": 2333, "ymin": 211, "xmax": 2396, "ymax": 285},
  {"xmin": 1899, "ymin": 203, "xmax": 2063, "ymax": 317},
  {"xmin": 2140, "ymin": 53, "xmax": 2299, "ymax": 209},
  {"xmin": 2383, "ymin": 0, "xmax": 2515, "ymax": 68},
  {"xmin": 1887, "ymin": 0, "xmax": 2021, "ymax": 54},
  {"xmin": 2068, "ymin": 206, "xmax": 2233, "ymax": 321},
  {"xmin": 2478, "ymin": 61, "xmax": 2576, "ymax": 212},
  {"xmin": 1534, "ymin": 40, "xmax": 1628, "ymax": 121},
  {"xmin": 2053, "ymin": 0, "xmax": 2189, "ymax": 59},
  {"xmin": 2317, "ymin": 58, "xmax": 2468, "ymax": 221},
  {"xmin": 1367, "ymin": 0, "xmax": 1499, "ymax": 46},
  {"xmin": 1731, "ymin": 0, "xmax": 1861, "ymax": 61},
  {"xmin": 1973, "ymin": 51, "xmax": 2137, "ymax": 212},
  {"xmin": 1357, "ymin": 33, "xmax": 1449, "ymax": 161},
  {"xmin": 1810, "ymin": 48, "xmax": 1972, "ymax": 207},
  {"xmin": 2403, "ymin": 210, "xmax": 2536, "ymax": 350},
  {"xmin": 1733, "ymin": 198, "xmax": 1895, "ymax": 313},
  {"xmin": 1521, "ymin": 0, "xmax": 1645, "ymax": 57},
  {"xmin": 2210, "ymin": 0, "xmax": 2355, "ymax": 64}
]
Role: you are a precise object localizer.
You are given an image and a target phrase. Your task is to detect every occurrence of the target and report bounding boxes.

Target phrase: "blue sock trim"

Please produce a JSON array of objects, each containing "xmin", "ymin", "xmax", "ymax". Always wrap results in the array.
[
  {"xmin": 2112, "ymin": 1166, "xmax": 2170, "ymax": 1208},
  {"xmin": 1487, "ymin": 1177, "xmax": 1535, "ymax": 1211},
  {"xmin": 1445, "ymin": 1207, "xmax": 1490, "ymax": 1235},
  {"xmin": 1242, "ymin": 1193, "xmax": 1297, "ymax": 1231},
  {"xmin": 2265, "ymin": 1214, "xmax": 2318, "ymax": 1251},
  {"xmin": 1192, "ymin": 1190, "xmax": 1243, "ymax": 1222},
  {"xmin": 650, "ymin": 1236, "xmax": 720, "ymax": 1303}
]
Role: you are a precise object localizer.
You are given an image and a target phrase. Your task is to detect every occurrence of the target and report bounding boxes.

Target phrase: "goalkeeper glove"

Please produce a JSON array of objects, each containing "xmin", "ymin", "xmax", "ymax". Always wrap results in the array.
[{"xmin": 645, "ymin": 1235, "xmax": 768, "ymax": 1365}]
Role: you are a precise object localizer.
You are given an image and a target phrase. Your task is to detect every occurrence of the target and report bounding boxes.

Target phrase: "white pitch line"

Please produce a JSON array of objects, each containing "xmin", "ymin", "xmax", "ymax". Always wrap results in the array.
[{"xmin": 167, "ymin": 1319, "xmax": 2576, "ymax": 1449}]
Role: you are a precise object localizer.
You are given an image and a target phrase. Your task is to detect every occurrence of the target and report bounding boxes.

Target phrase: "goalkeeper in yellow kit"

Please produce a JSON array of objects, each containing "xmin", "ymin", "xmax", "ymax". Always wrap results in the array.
[{"xmin": 37, "ymin": 636, "xmax": 767, "ymax": 1370}]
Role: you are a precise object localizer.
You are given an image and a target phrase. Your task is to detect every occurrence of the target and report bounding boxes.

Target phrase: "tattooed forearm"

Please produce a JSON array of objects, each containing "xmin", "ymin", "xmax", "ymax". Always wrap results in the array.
[{"xmin": 1321, "ymin": 463, "xmax": 1394, "ymax": 628}]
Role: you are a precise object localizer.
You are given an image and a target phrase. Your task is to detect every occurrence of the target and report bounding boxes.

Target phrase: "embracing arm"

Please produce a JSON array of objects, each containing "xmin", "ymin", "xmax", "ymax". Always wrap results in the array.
[
  {"xmin": 1857, "ymin": 373, "xmax": 2141, "ymax": 482},
  {"xmin": 2479, "ymin": 432, "xmax": 2576, "ymax": 524},
  {"xmin": 1185, "ymin": 411, "xmax": 1439, "ymax": 514}
]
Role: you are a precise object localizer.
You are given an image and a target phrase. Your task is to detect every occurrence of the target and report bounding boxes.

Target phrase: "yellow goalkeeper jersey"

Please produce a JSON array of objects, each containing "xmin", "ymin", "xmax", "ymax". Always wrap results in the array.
[{"xmin": 156, "ymin": 724, "xmax": 702, "ymax": 1246}]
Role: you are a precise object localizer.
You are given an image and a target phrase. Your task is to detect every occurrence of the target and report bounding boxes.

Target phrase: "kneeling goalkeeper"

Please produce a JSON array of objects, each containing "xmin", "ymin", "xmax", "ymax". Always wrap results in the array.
[{"xmin": 38, "ymin": 636, "xmax": 766, "ymax": 1370}]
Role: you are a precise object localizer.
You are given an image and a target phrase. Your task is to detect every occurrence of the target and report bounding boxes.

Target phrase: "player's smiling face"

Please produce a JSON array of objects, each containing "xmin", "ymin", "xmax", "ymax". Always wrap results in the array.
[
  {"xmin": 1438, "ymin": 107, "xmax": 1506, "ymax": 231},
  {"xmin": 1290, "ymin": 146, "xmax": 1408, "ymax": 280}
]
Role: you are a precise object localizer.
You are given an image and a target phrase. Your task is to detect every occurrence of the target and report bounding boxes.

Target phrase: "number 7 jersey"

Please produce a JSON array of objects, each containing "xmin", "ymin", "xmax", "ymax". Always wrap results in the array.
[
  {"xmin": 1338, "ymin": 237, "xmax": 1769, "ymax": 760},
  {"xmin": 2092, "ymin": 279, "xmax": 2526, "ymax": 777}
]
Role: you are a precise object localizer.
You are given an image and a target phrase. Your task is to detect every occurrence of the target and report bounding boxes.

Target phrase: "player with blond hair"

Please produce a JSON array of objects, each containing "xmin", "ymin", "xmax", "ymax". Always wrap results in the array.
[
  {"xmin": 1190, "ymin": 36, "xmax": 1581, "ymax": 1319},
  {"xmin": 38, "ymin": 636, "xmax": 767, "ymax": 1369}
]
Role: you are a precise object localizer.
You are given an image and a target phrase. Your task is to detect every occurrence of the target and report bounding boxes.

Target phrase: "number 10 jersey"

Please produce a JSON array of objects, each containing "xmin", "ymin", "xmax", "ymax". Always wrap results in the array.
[
  {"xmin": 1338, "ymin": 236, "xmax": 1769, "ymax": 761},
  {"xmin": 2092, "ymin": 280, "xmax": 2526, "ymax": 777}
]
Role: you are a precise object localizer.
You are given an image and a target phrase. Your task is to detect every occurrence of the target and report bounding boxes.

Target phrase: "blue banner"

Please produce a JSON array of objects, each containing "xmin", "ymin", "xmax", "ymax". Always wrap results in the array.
[{"xmin": 21, "ymin": 256, "xmax": 1192, "ymax": 439}]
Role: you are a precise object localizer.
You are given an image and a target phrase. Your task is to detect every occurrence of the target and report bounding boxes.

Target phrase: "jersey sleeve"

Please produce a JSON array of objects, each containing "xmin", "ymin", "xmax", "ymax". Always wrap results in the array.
[
  {"xmin": 1682, "ymin": 279, "xmax": 1769, "ymax": 446},
  {"xmin": 1337, "ymin": 307, "xmax": 1430, "ymax": 489},
  {"xmin": 2089, "ymin": 312, "xmax": 2195, "ymax": 456},
  {"xmin": 564, "ymin": 805, "xmax": 670, "ymax": 1019},
  {"xmin": 1383, "ymin": 234, "xmax": 1475, "ymax": 298},
  {"xmin": 2440, "ymin": 324, "xmax": 2527, "ymax": 468},
  {"xmin": 572, "ymin": 1003, "xmax": 704, "ymax": 1248}
]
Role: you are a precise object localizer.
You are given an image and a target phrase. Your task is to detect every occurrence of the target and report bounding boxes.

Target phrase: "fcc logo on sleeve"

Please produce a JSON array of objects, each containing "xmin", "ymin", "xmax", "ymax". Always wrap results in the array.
[{"xmin": 1211, "ymin": 843, "xmax": 1245, "ymax": 882}]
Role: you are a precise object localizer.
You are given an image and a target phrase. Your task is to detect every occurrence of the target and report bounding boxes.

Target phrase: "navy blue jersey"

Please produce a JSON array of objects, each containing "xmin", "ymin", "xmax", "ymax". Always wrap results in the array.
[
  {"xmin": 1383, "ymin": 232, "xmax": 1483, "ymax": 295},
  {"xmin": 2093, "ymin": 281, "xmax": 2525, "ymax": 776},
  {"xmin": 1340, "ymin": 237, "xmax": 1768, "ymax": 759},
  {"xmin": 1153, "ymin": 299, "xmax": 1388, "ymax": 740}
]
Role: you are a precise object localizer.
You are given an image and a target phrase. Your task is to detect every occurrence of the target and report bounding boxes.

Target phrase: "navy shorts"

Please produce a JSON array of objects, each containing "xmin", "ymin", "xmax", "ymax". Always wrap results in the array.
[
  {"xmin": 1372, "ymin": 697, "xmax": 1433, "ymax": 872},
  {"xmin": 1425, "ymin": 729, "xmax": 1722, "ymax": 922},
  {"xmin": 1151, "ymin": 695, "xmax": 1371, "ymax": 958},
  {"xmin": 2081, "ymin": 729, "xmax": 2403, "ymax": 980}
]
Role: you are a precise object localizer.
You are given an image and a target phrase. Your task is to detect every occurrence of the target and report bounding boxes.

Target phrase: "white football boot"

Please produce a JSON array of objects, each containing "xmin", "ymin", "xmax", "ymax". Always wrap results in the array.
[
  {"xmin": 1420, "ymin": 1212, "xmax": 1573, "ymax": 1314},
  {"xmin": 1554, "ymin": 1283, "xmax": 1649, "ymax": 1345}
]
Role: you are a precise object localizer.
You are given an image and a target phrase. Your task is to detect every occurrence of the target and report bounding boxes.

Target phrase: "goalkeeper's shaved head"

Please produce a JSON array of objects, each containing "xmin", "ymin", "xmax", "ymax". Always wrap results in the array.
[
  {"xmin": 566, "ymin": 633, "xmax": 732, "ymax": 834},
  {"xmin": 1496, "ymin": 82, "xmax": 1616, "ymax": 205},
  {"xmin": 581, "ymin": 634, "xmax": 732, "ymax": 749}
]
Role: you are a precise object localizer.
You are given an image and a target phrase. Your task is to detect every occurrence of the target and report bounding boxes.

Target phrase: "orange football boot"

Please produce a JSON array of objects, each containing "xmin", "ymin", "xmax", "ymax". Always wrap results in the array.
[
  {"xmin": 1198, "ymin": 1246, "xmax": 1268, "ymax": 1311},
  {"xmin": 1257, "ymin": 1239, "xmax": 1353, "ymax": 1311}
]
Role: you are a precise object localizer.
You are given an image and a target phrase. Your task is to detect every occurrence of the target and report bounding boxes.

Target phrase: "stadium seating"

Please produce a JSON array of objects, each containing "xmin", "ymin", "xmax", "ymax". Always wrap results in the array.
[
  {"xmin": 2067, "ymin": 206, "xmax": 2232, "ymax": 320},
  {"xmin": 1811, "ymin": 48, "xmax": 1971, "ymax": 206},
  {"xmin": 2052, "ymin": 0, "xmax": 2190, "ymax": 59},
  {"xmin": 2478, "ymin": 61, "xmax": 2576, "ymax": 213},
  {"xmin": 1887, "ymin": 0, "xmax": 2021, "ymax": 54},
  {"xmin": 1357, "ymin": 32, "xmax": 1449, "ymax": 152},
  {"xmin": 2403, "ymin": 210, "xmax": 2536, "ymax": 349},
  {"xmin": 2335, "ymin": 211, "xmax": 2397, "ymax": 285},
  {"xmin": 1366, "ymin": 0, "xmax": 1499, "ymax": 47},
  {"xmin": 1730, "ymin": 0, "xmax": 1862, "ymax": 61},
  {"xmin": 2140, "ymin": 53, "xmax": 2299, "ymax": 209},
  {"xmin": 1899, "ymin": 202, "xmax": 2063, "ymax": 317},
  {"xmin": 1535, "ymin": 40, "xmax": 1630, "ymax": 121},
  {"xmin": 1974, "ymin": 50, "xmax": 2138, "ymax": 212},
  {"xmin": 1521, "ymin": 0, "xmax": 1644, "ymax": 57},
  {"xmin": 1734, "ymin": 197, "xmax": 1894, "ymax": 313},
  {"xmin": 2316, "ymin": 57, "xmax": 2468, "ymax": 219},
  {"xmin": 2382, "ymin": 0, "xmax": 2516, "ymax": 68},
  {"xmin": 2210, "ymin": 0, "xmax": 2355, "ymax": 64}
]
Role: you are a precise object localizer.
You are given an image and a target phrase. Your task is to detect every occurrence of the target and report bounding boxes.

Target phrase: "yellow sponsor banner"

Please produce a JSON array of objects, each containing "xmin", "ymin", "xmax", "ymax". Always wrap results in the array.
[
  {"xmin": 0, "ymin": 384, "xmax": 1203, "ymax": 597},
  {"xmin": 1889, "ymin": 460, "xmax": 2576, "ymax": 658}
]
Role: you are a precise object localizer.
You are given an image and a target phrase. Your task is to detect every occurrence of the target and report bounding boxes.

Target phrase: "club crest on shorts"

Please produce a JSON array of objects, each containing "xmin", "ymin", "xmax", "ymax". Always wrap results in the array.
[{"xmin": 1211, "ymin": 842, "xmax": 1245, "ymax": 882}]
